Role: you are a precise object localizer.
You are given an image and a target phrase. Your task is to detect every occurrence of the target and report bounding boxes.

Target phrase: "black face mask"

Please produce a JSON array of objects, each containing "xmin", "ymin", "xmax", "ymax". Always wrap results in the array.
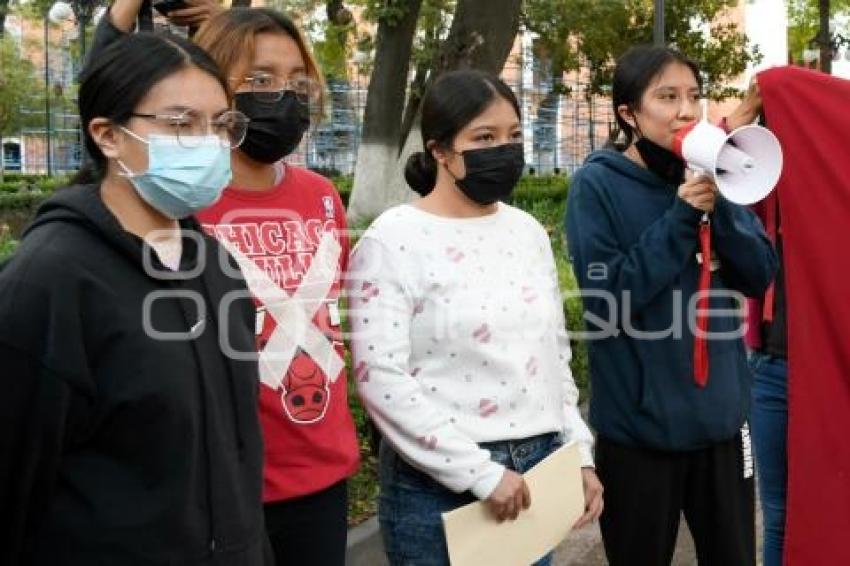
[
  {"xmin": 235, "ymin": 91, "xmax": 310, "ymax": 163},
  {"xmin": 634, "ymin": 136, "xmax": 685, "ymax": 186},
  {"xmin": 451, "ymin": 143, "xmax": 525, "ymax": 205}
]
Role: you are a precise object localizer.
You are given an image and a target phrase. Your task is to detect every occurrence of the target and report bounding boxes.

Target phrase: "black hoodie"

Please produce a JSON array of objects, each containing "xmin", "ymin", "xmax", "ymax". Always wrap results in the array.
[{"xmin": 0, "ymin": 185, "xmax": 268, "ymax": 565}]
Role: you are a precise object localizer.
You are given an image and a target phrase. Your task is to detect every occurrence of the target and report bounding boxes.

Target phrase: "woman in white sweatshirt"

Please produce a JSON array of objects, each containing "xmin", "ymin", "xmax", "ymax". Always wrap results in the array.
[{"xmin": 347, "ymin": 70, "xmax": 603, "ymax": 566}]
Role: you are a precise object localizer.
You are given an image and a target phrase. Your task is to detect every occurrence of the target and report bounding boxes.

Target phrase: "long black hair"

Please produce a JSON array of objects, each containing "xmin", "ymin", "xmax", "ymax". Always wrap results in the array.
[
  {"xmin": 73, "ymin": 32, "xmax": 229, "ymax": 185},
  {"xmin": 404, "ymin": 70, "xmax": 521, "ymax": 196},
  {"xmin": 611, "ymin": 45, "xmax": 702, "ymax": 148}
]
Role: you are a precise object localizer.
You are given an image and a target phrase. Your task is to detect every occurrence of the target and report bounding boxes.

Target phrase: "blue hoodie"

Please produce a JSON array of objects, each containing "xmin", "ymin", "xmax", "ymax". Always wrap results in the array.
[{"xmin": 565, "ymin": 149, "xmax": 777, "ymax": 451}]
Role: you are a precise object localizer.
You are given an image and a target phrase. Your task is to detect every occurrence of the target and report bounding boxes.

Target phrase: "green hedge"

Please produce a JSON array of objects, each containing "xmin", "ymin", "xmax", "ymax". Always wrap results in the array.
[
  {"xmin": 0, "ymin": 175, "xmax": 69, "ymax": 211},
  {"xmin": 0, "ymin": 227, "xmax": 17, "ymax": 260},
  {"xmin": 0, "ymin": 174, "xmax": 569, "ymax": 211},
  {"xmin": 329, "ymin": 174, "xmax": 568, "ymax": 210}
]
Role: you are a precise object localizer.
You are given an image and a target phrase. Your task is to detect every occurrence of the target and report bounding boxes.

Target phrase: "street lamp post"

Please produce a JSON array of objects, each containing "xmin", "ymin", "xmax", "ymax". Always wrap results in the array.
[
  {"xmin": 819, "ymin": 0, "xmax": 831, "ymax": 74},
  {"xmin": 48, "ymin": 1, "xmax": 99, "ymax": 170},
  {"xmin": 43, "ymin": 17, "xmax": 53, "ymax": 176},
  {"xmin": 654, "ymin": 0, "xmax": 665, "ymax": 46}
]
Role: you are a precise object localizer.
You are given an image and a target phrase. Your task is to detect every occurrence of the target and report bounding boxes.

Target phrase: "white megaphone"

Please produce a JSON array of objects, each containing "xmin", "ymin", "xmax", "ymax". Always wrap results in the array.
[{"xmin": 672, "ymin": 119, "xmax": 783, "ymax": 205}]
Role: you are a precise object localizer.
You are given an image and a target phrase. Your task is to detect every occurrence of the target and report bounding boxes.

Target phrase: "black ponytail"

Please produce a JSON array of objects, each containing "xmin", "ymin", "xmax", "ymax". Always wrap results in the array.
[
  {"xmin": 404, "ymin": 151, "xmax": 439, "ymax": 196},
  {"xmin": 409, "ymin": 70, "xmax": 521, "ymax": 194}
]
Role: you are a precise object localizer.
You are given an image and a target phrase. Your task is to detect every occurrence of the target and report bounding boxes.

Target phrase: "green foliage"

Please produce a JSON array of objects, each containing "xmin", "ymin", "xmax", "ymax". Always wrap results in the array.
[
  {"xmin": 410, "ymin": 0, "xmax": 453, "ymax": 70},
  {"xmin": 787, "ymin": 0, "xmax": 850, "ymax": 65},
  {"xmin": 788, "ymin": 0, "xmax": 820, "ymax": 63},
  {"xmin": 312, "ymin": 21, "xmax": 355, "ymax": 81},
  {"xmin": 523, "ymin": 0, "xmax": 762, "ymax": 100},
  {"xmin": 10, "ymin": 0, "xmax": 54, "ymax": 20},
  {"xmin": 0, "ymin": 175, "xmax": 67, "ymax": 210},
  {"xmin": 362, "ymin": 0, "xmax": 413, "ymax": 26},
  {"xmin": 346, "ymin": 370, "xmax": 380, "ymax": 525},
  {"xmin": 0, "ymin": 223, "xmax": 17, "ymax": 259},
  {"xmin": 0, "ymin": 34, "xmax": 41, "ymax": 137}
]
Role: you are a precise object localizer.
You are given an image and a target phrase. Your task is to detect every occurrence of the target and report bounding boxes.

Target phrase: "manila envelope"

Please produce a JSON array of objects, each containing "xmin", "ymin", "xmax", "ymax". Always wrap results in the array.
[{"xmin": 442, "ymin": 442, "xmax": 584, "ymax": 566}]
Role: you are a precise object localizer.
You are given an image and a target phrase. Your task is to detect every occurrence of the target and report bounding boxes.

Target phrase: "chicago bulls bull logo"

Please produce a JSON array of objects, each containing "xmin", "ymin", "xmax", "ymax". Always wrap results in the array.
[{"xmin": 281, "ymin": 350, "xmax": 331, "ymax": 424}]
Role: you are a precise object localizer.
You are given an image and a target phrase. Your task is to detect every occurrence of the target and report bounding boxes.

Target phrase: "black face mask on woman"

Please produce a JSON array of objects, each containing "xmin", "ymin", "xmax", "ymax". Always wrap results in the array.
[
  {"xmin": 235, "ymin": 91, "xmax": 310, "ymax": 163},
  {"xmin": 634, "ymin": 136, "xmax": 686, "ymax": 186},
  {"xmin": 450, "ymin": 143, "xmax": 525, "ymax": 205}
]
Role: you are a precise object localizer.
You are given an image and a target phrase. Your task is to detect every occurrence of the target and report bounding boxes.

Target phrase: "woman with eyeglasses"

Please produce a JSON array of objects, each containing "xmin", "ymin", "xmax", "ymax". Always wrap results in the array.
[
  {"xmin": 90, "ymin": 5, "xmax": 359, "ymax": 565},
  {"xmin": 0, "ymin": 33, "xmax": 267, "ymax": 565}
]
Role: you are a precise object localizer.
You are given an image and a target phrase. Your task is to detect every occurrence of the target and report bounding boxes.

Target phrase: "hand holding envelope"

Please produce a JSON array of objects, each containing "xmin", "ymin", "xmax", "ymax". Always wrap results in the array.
[{"xmin": 442, "ymin": 442, "xmax": 594, "ymax": 566}]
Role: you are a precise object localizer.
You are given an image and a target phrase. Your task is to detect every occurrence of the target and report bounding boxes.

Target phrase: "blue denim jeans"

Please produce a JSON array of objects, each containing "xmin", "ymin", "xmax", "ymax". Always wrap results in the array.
[
  {"xmin": 750, "ymin": 352, "xmax": 788, "ymax": 566},
  {"xmin": 378, "ymin": 432, "xmax": 562, "ymax": 566}
]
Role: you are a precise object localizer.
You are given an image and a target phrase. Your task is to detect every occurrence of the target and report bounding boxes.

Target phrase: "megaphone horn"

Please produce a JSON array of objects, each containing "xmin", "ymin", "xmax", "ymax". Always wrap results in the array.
[{"xmin": 672, "ymin": 120, "xmax": 783, "ymax": 206}]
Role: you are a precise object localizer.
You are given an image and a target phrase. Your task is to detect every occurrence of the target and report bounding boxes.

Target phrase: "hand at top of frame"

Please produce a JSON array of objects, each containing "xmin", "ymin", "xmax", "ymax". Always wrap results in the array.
[{"xmin": 166, "ymin": 0, "xmax": 225, "ymax": 28}]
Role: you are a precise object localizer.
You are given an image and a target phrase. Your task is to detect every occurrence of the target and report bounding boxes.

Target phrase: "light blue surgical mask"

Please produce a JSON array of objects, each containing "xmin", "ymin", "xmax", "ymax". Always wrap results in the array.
[{"xmin": 118, "ymin": 128, "xmax": 232, "ymax": 220}]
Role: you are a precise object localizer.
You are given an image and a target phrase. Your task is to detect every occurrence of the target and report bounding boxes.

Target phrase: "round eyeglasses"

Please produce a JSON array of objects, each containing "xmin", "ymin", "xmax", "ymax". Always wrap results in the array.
[
  {"xmin": 130, "ymin": 109, "xmax": 250, "ymax": 149},
  {"xmin": 235, "ymin": 72, "xmax": 322, "ymax": 104}
]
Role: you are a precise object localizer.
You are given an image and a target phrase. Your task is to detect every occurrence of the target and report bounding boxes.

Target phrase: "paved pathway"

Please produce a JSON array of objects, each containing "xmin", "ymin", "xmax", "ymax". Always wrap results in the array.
[{"xmin": 553, "ymin": 500, "xmax": 763, "ymax": 565}]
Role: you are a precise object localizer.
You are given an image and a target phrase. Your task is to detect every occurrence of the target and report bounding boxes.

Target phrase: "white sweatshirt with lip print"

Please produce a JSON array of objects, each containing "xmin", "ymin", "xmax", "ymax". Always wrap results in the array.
[{"xmin": 348, "ymin": 203, "xmax": 594, "ymax": 500}]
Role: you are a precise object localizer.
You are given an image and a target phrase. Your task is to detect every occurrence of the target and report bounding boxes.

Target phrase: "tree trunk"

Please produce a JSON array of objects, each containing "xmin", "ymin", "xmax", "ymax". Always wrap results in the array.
[
  {"xmin": 398, "ymin": 59, "xmax": 429, "ymax": 151},
  {"xmin": 347, "ymin": 0, "xmax": 522, "ymax": 222},
  {"xmin": 431, "ymin": 0, "xmax": 522, "ymax": 75},
  {"xmin": 346, "ymin": 0, "xmax": 423, "ymax": 222},
  {"xmin": 820, "ymin": 0, "xmax": 831, "ymax": 74},
  {"xmin": 0, "ymin": 0, "xmax": 9, "ymax": 39}
]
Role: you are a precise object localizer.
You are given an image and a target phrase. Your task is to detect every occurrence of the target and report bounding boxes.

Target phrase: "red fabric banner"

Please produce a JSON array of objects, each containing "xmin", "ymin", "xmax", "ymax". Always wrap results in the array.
[{"xmin": 758, "ymin": 66, "xmax": 850, "ymax": 565}]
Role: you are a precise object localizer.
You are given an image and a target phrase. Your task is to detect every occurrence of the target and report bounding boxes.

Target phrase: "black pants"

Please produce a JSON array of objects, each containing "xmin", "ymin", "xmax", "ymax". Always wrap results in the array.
[
  {"xmin": 596, "ymin": 433, "xmax": 755, "ymax": 566},
  {"xmin": 264, "ymin": 480, "xmax": 348, "ymax": 566}
]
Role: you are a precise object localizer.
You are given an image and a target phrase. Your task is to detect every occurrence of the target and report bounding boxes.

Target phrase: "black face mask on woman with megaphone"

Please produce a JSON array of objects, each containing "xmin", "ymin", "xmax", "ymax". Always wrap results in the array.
[{"xmin": 634, "ymin": 135, "xmax": 687, "ymax": 187}]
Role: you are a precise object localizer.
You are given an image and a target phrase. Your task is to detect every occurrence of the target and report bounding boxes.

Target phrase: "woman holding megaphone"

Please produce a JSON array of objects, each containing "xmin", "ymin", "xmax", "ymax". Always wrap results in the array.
[{"xmin": 566, "ymin": 45, "xmax": 777, "ymax": 566}]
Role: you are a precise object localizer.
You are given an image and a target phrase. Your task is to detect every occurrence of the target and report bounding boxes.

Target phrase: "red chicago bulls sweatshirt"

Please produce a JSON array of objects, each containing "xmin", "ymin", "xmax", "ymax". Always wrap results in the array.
[{"xmin": 198, "ymin": 165, "xmax": 360, "ymax": 502}]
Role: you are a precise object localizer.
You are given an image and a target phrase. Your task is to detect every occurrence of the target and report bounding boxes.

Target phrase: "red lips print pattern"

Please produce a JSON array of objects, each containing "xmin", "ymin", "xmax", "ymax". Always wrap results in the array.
[
  {"xmin": 526, "ymin": 356, "xmax": 539, "ymax": 377},
  {"xmin": 479, "ymin": 398, "xmax": 499, "ymax": 418},
  {"xmin": 446, "ymin": 247, "xmax": 465, "ymax": 263},
  {"xmin": 473, "ymin": 323, "xmax": 492, "ymax": 343},
  {"xmin": 413, "ymin": 299, "xmax": 425, "ymax": 316},
  {"xmin": 361, "ymin": 281, "xmax": 379, "ymax": 303},
  {"xmin": 354, "ymin": 361, "xmax": 370, "ymax": 383},
  {"xmin": 521, "ymin": 285, "xmax": 538, "ymax": 304}
]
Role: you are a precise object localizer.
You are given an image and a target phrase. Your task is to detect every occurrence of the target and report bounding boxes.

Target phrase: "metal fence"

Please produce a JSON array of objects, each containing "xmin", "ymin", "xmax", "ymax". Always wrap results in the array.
[
  {"xmin": 288, "ymin": 66, "xmax": 616, "ymax": 177},
  {"xmin": 9, "ymin": 49, "xmax": 617, "ymax": 177}
]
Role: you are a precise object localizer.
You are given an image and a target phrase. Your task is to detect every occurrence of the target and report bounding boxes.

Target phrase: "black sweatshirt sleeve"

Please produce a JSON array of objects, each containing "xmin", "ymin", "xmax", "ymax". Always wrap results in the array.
[
  {"xmin": 0, "ymin": 345, "xmax": 75, "ymax": 565},
  {"xmin": 0, "ymin": 250, "xmax": 94, "ymax": 563}
]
